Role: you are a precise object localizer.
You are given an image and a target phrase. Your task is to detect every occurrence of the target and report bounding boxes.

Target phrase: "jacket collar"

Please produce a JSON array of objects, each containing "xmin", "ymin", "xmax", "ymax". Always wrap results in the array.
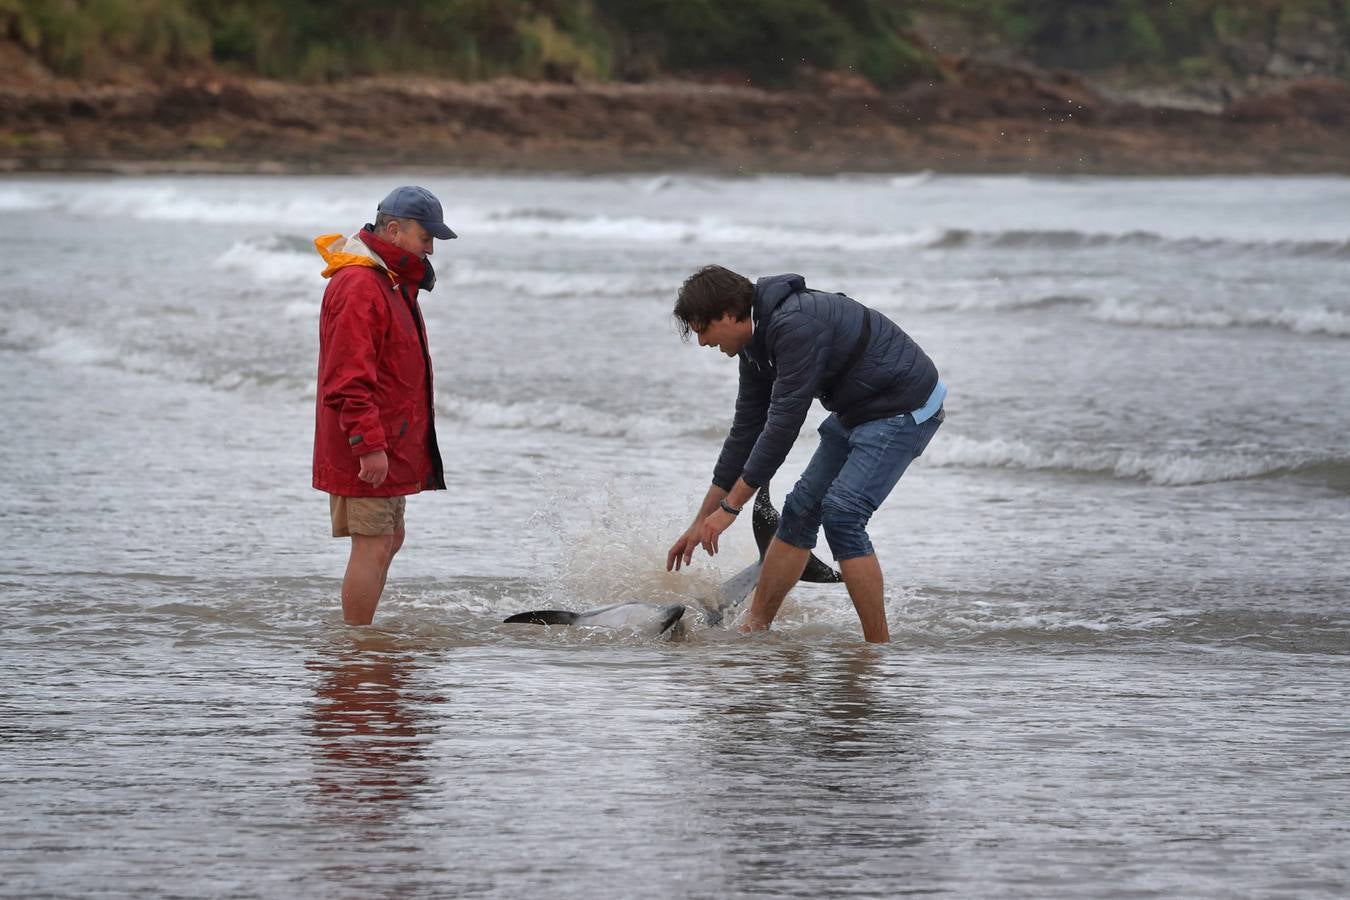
[{"xmin": 358, "ymin": 226, "xmax": 436, "ymax": 292}]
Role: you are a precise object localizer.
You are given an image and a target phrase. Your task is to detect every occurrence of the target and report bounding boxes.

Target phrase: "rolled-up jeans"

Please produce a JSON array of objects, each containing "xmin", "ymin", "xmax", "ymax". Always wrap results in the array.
[{"xmin": 776, "ymin": 409, "xmax": 943, "ymax": 561}]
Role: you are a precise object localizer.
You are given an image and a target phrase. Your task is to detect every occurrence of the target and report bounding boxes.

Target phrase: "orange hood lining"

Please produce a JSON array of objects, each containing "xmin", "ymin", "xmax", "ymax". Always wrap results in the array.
[{"xmin": 314, "ymin": 232, "xmax": 395, "ymax": 281}]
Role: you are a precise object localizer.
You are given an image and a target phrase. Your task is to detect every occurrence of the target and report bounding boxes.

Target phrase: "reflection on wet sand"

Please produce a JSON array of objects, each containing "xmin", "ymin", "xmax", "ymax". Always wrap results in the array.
[{"xmin": 306, "ymin": 636, "xmax": 438, "ymax": 822}]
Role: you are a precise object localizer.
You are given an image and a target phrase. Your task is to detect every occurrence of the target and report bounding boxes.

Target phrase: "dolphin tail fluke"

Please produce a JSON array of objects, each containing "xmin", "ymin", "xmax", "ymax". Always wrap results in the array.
[
  {"xmin": 752, "ymin": 483, "xmax": 842, "ymax": 584},
  {"xmin": 503, "ymin": 610, "xmax": 581, "ymax": 625}
]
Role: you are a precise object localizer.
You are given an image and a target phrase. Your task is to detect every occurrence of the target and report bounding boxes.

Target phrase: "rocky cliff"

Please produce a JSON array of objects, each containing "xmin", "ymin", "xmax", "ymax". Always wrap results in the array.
[{"xmin": 2, "ymin": 56, "xmax": 1347, "ymax": 175}]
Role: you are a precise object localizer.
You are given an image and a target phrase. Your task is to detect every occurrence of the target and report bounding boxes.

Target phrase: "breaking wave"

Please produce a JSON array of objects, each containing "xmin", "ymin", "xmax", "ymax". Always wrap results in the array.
[
  {"xmin": 447, "ymin": 262, "xmax": 667, "ymax": 299},
  {"xmin": 930, "ymin": 227, "xmax": 1350, "ymax": 258},
  {"xmin": 928, "ymin": 434, "xmax": 1350, "ymax": 488},
  {"xmin": 887, "ymin": 596, "xmax": 1350, "ymax": 654},
  {"xmin": 478, "ymin": 206, "xmax": 947, "ymax": 250},
  {"xmin": 888, "ymin": 170, "xmax": 937, "ymax": 189},
  {"xmin": 201, "ymin": 233, "xmax": 1350, "ymax": 338},
  {"xmin": 5, "ymin": 179, "xmax": 1345, "ymax": 261},
  {"xmin": 212, "ymin": 236, "xmax": 323, "ymax": 286},
  {"xmin": 475, "ymin": 207, "xmax": 1350, "ymax": 260},
  {"xmin": 1087, "ymin": 297, "xmax": 1350, "ymax": 337},
  {"xmin": 878, "ymin": 291, "xmax": 1350, "ymax": 338},
  {"xmin": 0, "ymin": 182, "xmax": 370, "ymax": 225},
  {"xmin": 436, "ymin": 395, "xmax": 713, "ymax": 441}
]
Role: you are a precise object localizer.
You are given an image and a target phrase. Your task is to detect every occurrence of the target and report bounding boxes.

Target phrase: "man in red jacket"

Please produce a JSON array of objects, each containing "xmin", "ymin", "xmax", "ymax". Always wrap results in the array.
[{"xmin": 313, "ymin": 186, "xmax": 453, "ymax": 625}]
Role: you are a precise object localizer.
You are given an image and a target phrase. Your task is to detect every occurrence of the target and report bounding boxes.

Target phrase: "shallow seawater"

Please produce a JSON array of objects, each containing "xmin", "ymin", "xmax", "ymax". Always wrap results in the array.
[{"xmin": 2, "ymin": 173, "xmax": 1348, "ymax": 897}]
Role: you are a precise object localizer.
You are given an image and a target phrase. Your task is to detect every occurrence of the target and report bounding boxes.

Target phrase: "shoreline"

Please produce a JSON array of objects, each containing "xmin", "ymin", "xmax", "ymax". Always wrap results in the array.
[
  {"xmin": 5, "ymin": 159, "xmax": 1350, "ymax": 180},
  {"xmin": 3, "ymin": 66, "xmax": 1349, "ymax": 177}
]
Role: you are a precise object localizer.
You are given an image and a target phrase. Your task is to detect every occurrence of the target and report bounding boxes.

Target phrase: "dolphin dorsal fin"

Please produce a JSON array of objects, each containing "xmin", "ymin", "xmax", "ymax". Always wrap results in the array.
[
  {"xmin": 753, "ymin": 483, "xmax": 841, "ymax": 583},
  {"xmin": 752, "ymin": 484, "xmax": 777, "ymax": 560}
]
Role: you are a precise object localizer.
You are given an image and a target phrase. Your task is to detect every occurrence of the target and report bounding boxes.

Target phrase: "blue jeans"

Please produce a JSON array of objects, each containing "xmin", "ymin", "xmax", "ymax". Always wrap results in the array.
[{"xmin": 777, "ymin": 409, "xmax": 943, "ymax": 561}]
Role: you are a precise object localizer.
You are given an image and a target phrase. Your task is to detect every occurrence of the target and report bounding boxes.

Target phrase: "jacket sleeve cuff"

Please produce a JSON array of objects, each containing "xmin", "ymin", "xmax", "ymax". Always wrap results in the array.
[
  {"xmin": 711, "ymin": 471, "xmax": 737, "ymax": 492},
  {"xmin": 348, "ymin": 429, "xmax": 388, "ymax": 456}
]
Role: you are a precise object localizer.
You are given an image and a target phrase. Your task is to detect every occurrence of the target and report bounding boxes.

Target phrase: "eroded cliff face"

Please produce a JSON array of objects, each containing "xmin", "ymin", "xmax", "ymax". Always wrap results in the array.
[
  {"xmin": 1, "ymin": 61, "xmax": 1346, "ymax": 176},
  {"xmin": 1262, "ymin": 8, "xmax": 1346, "ymax": 79},
  {"xmin": 911, "ymin": 6, "xmax": 1349, "ymax": 114}
]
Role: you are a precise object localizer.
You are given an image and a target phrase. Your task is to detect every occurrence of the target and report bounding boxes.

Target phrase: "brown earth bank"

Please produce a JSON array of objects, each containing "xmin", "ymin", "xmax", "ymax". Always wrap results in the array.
[{"xmin": 2, "ymin": 60, "xmax": 1350, "ymax": 176}]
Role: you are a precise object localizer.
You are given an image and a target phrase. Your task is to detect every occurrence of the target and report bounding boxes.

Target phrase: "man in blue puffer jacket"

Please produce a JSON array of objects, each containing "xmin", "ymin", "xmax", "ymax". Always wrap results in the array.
[{"xmin": 666, "ymin": 265, "xmax": 946, "ymax": 642}]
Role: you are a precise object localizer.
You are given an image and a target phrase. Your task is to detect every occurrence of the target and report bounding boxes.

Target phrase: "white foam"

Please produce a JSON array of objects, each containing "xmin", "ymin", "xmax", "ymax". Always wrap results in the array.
[
  {"xmin": 703, "ymin": 220, "xmax": 946, "ymax": 251},
  {"xmin": 865, "ymin": 286, "xmax": 1083, "ymax": 315},
  {"xmin": 474, "ymin": 207, "xmax": 946, "ymax": 251},
  {"xmin": 211, "ymin": 236, "xmax": 669, "ymax": 301},
  {"xmin": 437, "ymin": 395, "xmax": 699, "ymax": 440},
  {"xmin": 867, "ymin": 285, "xmax": 1350, "ymax": 339},
  {"xmin": 552, "ymin": 493, "xmax": 731, "ymax": 609},
  {"xmin": 888, "ymin": 170, "xmax": 936, "ymax": 189},
  {"xmin": 33, "ymin": 329, "xmax": 118, "ymax": 367},
  {"xmin": 890, "ymin": 595, "xmax": 1190, "ymax": 641},
  {"xmin": 928, "ymin": 434, "xmax": 1311, "ymax": 486},
  {"xmin": 1090, "ymin": 298, "xmax": 1350, "ymax": 337},
  {"xmin": 26, "ymin": 325, "xmax": 199, "ymax": 382},
  {"xmin": 921, "ymin": 226, "xmax": 1350, "ymax": 258},
  {"xmin": 445, "ymin": 262, "xmax": 660, "ymax": 299},
  {"xmin": 0, "ymin": 185, "xmax": 53, "ymax": 212},
  {"xmin": 97, "ymin": 186, "xmax": 365, "ymax": 226},
  {"xmin": 212, "ymin": 238, "xmax": 321, "ymax": 286},
  {"xmin": 481, "ymin": 208, "xmax": 695, "ymax": 243}
]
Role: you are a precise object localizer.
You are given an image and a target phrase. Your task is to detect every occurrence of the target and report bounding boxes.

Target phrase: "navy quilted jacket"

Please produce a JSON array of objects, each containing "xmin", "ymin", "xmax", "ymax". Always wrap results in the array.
[{"xmin": 712, "ymin": 274, "xmax": 939, "ymax": 490}]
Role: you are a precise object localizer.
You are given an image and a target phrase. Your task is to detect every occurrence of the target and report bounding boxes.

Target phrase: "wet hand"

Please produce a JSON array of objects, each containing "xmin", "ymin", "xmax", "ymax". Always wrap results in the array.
[
  {"xmin": 358, "ymin": 450, "xmax": 389, "ymax": 487},
  {"xmin": 698, "ymin": 509, "xmax": 736, "ymax": 557},
  {"xmin": 667, "ymin": 528, "xmax": 699, "ymax": 571}
]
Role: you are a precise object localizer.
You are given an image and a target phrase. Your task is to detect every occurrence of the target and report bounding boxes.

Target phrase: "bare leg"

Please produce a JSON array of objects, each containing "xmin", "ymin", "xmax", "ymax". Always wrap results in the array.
[
  {"xmin": 342, "ymin": 533, "xmax": 396, "ymax": 626},
  {"xmin": 375, "ymin": 529, "xmax": 405, "ymax": 600},
  {"xmin": 740, "ymin": 537, "xmax": 811, "ymax": 633},
  {"xmin": 839, "ymin": 554, "xmax": 889, "ymax": 643}
]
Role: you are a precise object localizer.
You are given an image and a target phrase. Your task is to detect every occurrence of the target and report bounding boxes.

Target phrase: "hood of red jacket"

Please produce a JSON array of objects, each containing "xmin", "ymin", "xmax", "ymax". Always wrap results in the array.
[{"xmin": 313, "ymin": 226, "xmax": 434, "ymax": 290}]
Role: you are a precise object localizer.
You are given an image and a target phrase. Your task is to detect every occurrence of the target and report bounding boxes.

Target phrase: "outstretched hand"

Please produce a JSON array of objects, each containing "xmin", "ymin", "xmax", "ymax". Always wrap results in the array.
[
  {"xmin": 667, "ymin": 484, "xmax": 747, "ymax": 571},
  {"xmin": 666, "ymin": 527, "xmax": 700, "ymax": 571}
]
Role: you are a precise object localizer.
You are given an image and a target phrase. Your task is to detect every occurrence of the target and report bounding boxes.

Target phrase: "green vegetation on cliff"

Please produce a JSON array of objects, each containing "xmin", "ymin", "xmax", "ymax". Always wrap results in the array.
[
  {"xmin": 926, "ymin": 0, "xmax": 1349, "ymax": 82},
  {"xmin": 0, "ymin": 0, "xmax": 933, "ymax": 84},
  {"xmin": 2, "ymin": 0, "xmax": 1347, "ymax": 86}
]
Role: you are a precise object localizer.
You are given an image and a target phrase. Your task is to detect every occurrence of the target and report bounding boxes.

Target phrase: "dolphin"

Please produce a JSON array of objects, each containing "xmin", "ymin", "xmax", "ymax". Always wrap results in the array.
[{"xmin": 503, "ymin": 484, "xmax": 840, "ymax": 639}]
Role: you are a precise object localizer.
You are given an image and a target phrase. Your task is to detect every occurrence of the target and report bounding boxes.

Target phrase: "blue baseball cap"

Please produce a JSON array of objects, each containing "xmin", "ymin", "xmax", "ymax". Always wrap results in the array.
[{"xmin": 377, "ymin": 185, "xmax": 457, "ymax": 240}]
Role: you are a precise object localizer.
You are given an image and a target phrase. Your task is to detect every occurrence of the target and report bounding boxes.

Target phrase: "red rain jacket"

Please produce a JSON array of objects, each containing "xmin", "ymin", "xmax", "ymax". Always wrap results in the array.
[{"xmin": 312, "ymin": 227, "xmax": 445, "ymax": 497}]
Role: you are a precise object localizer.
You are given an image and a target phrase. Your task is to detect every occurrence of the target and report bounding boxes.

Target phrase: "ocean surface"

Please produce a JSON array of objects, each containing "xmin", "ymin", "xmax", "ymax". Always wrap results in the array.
[{"xmin": 2, "ymin": 172, "xmax": 1347, "ymax": 898}]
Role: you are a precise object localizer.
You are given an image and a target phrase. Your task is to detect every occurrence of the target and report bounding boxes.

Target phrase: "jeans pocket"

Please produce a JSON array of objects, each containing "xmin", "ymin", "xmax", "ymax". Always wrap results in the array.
[{"xmin": 912, "ymin": 412, "xmax": 943, "ymax": 459}]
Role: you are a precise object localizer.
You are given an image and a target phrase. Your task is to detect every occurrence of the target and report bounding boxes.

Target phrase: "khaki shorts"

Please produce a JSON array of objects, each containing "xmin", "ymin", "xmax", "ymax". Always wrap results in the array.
[{"xmin": 329, "ymin": 494, "xmax": 406, "ymax": 537}]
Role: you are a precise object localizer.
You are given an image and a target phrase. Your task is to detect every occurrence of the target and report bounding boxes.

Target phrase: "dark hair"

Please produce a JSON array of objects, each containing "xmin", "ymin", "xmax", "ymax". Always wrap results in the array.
[{"xmin": 673, "ymin": 265, "xmax": 754, "ymax": 340}]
